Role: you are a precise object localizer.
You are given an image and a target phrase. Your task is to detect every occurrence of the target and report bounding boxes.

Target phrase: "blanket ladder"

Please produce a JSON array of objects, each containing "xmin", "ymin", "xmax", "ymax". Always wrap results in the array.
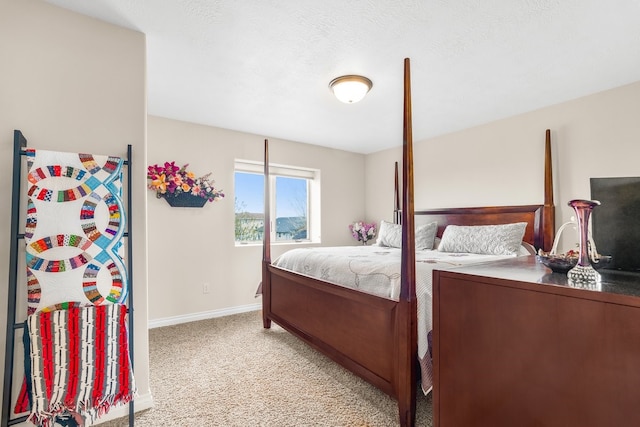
[{"xmin": 2, "ymin": 130, "xmax": 135, "ymax": 427}]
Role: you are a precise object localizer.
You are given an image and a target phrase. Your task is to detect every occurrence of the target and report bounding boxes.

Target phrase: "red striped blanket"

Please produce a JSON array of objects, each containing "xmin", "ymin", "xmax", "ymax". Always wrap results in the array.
[{"xmin": 15, "ymin": 304, "xmax": 135, "ymax": 426}]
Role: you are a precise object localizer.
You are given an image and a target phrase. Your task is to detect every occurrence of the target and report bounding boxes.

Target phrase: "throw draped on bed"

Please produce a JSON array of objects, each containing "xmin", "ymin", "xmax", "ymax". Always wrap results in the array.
[{"xmin": 14, "ymin": 149, "xmax": 135, "ymax": 426}]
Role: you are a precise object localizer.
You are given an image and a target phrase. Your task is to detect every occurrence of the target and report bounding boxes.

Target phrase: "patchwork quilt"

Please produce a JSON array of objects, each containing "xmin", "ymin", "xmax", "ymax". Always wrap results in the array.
[{"xmin": 24, "ymin": 148, "xmax": 128, "ymax": 313}]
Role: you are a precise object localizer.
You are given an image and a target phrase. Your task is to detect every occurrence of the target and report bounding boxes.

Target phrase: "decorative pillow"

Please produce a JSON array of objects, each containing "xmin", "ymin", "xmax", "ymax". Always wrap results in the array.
[
  {"xmin": 375, "ymin": 220, "xmax": 401, "ymax": 248},
  {"xmin": 437, "ymin": 222, "xmax": 527, "ymax": 256},
  {"xmin": 375, "ymin": 220, "xmax": 437, "ymax": 250},
  {"xmin": 416, "ymin": 222, "xmax": 439, "ymax": 250}
]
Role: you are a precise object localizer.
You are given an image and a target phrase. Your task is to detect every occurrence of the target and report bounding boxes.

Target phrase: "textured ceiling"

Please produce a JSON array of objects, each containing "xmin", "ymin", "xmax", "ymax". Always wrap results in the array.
[{"xmin": 44, "ymin": 0, "xmax": 640, "ymax": 154}]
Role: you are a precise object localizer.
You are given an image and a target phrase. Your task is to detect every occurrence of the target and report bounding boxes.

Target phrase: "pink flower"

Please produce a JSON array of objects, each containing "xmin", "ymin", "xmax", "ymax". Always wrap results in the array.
[{"xmin": 349, "ymin": 221, "xmax": 377, "ymax": 243}]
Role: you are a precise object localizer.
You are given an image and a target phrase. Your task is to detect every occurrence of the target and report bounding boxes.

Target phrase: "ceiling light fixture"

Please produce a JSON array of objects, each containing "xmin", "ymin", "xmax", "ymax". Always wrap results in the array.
[{"xmin": 329, "ymin": 75, "xmax": 373, "ymax": 104}]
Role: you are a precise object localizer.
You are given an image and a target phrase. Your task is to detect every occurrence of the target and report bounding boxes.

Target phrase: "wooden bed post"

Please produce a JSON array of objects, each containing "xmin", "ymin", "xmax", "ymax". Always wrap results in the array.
[
  {"xmin": 396, "ymin": 57, "xmax": 418, "ymax": 427},
  {"xmin": 262, "ymin": 139, "xmax": 272, "ymax": 329},
  {"xmin": 542, "ymin": 129, "xmax": 555, "ymax": 252},
  {"xmin": 394, "ymin": 161, "xmax": 401, "ymax": 224}
]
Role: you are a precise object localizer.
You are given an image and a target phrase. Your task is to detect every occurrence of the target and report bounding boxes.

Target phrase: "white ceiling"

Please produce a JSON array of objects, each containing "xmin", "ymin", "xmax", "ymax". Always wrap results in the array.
[{"xmin": 44, "ymin": 0, "xmax": 640, "ymax": 154}]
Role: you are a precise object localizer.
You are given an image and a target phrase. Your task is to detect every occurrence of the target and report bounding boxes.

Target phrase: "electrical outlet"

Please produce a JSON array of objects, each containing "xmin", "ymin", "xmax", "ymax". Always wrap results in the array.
[{"xmin": 203, "ymin": 282, "xmax": 210, "ymax": 294}]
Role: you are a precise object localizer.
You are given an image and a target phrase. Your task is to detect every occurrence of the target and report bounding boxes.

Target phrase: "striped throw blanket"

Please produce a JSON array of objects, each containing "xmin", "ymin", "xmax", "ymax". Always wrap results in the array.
[{"xmin": 17, "ymin": 304, "xmax": 135, "ymax": 427}]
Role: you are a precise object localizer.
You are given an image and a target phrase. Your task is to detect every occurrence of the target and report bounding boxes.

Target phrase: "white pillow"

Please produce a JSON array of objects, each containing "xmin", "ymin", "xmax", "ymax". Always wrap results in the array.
[
  {"xmin": 437, "ymin": 222, "xmax": 527, "ymax": 256},
  {"xmin": 375, "ymin": 220, "xmax": 438, "ymax": 250}
]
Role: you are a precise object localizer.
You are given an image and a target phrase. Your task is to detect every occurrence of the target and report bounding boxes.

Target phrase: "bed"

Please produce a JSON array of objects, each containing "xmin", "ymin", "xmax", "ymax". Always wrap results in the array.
[{"xmin": 261, "ymin": 58, "xmax": 555, "ymax": 427}]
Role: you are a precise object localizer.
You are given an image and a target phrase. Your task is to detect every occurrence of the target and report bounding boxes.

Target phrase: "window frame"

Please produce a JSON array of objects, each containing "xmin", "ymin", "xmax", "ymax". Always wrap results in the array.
[{"xmin": 234, "ymin": 160, "xmax": 320, "ymax": 246}]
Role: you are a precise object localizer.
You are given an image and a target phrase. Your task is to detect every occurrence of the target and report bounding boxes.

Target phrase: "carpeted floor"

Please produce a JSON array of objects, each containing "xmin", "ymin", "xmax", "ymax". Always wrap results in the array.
[{"xmin": 97, "ymin": 310, "xmax": 433, "ymax": 426}]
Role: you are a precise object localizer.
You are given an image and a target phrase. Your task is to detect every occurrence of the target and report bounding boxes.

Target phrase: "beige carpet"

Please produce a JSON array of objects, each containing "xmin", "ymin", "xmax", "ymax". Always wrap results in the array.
[{"xmin": 98, "ymin": 310, "xmax": 433, "ymax": 426}]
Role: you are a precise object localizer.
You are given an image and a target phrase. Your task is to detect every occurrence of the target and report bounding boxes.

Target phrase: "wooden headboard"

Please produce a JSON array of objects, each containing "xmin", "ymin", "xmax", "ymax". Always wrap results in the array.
[
  {"xmin": 414, "ymin": 204, "xmax": 550, "ymax": 250},
  {"xmin": 394, "ymin": 129, "xmax": 555, "ymax": 252}
]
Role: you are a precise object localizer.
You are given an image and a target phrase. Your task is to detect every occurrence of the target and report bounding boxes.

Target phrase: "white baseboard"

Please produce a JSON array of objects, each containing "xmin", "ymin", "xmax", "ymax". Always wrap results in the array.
[
  {"xmin": 90, "ymin": 391, "xmax": 154, "ymax": 425},
  {"xmin": 148, "ymin": 303, "xmax": 261, "ymax": 329}
]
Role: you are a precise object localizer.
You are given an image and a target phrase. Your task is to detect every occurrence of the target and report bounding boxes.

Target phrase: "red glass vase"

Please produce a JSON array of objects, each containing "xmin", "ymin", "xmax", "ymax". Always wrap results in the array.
[{"xmin": 566, "ymin": 199, "xmax": 600, "ymax": 286}]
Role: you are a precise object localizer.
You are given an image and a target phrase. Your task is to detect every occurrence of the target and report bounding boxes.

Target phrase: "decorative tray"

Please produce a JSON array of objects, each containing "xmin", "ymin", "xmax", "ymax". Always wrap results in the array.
[{"xmin": 536, "ymin": 252, "xmax": 612, "ymax": 274}]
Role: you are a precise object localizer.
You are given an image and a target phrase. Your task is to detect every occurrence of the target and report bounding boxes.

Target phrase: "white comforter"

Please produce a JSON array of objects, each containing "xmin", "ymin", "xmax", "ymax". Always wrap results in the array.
[{"xmin": 272, "ymin": 245, "xmax": 516, "ymax": 393}]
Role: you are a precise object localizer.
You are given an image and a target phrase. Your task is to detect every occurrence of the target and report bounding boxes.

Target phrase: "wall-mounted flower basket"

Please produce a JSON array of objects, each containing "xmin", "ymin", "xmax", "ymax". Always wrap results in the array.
[
  {"xmin": 163, "ymin": 193, "xmax": 208, "ymax": 208},
  {"xmin": 147, "ymin": 161, "xmax": 225, "ymax": 207}
]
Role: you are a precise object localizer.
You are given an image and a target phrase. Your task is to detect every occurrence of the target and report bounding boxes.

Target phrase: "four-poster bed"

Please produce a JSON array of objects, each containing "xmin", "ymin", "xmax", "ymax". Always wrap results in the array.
[{"xmin": 261, "ymin": 58, "xmax": 555, "ymax": 427}]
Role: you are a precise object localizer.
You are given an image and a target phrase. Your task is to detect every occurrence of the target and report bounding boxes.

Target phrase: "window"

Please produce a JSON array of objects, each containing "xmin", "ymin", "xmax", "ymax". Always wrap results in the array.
[{"xmin": 234, "ymin": 160, "xmax": 320, "ymax": 244}]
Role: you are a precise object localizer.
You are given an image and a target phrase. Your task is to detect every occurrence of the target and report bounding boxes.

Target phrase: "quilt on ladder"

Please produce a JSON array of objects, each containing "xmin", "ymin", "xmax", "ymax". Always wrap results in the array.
[{"xmin": 23, "ymin": 149, "xmax": 128, "ymax": 313}]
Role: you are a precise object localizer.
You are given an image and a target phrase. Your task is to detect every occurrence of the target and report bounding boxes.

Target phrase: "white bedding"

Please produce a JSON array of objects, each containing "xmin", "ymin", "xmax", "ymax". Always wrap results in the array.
[{"xmin": 272, "ymin": 245, "xmax": 517, "ymax": 393}]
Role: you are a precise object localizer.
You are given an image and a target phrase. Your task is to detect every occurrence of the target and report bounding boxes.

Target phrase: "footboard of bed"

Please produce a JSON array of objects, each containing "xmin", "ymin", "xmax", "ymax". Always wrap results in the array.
[{"xmin": 264, "ymin": 265, "xmax": 409, "ymax": 397}]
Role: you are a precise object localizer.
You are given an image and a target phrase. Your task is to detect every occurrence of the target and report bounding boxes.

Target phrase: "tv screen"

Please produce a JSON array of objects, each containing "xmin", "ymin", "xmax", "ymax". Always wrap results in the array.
[{"xmin": 590, "ymin": 177, "xmax": 640, "ymax": 273}]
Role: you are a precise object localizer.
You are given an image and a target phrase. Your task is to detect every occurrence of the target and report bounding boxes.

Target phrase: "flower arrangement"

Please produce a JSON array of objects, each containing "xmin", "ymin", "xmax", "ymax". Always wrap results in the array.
[
  {"xmin": 349, "ymin": 221, "xmax": 377, "ymax": 245},
  {"xmin": 147, "ymin": 161, "xmax": 224, "ymax": 202}
]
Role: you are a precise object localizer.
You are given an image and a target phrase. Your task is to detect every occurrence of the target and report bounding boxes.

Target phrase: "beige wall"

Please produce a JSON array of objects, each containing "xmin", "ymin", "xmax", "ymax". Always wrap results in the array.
[
  {"xmin": 146, "ymin": 116, "xmax": 365, "ymax": 322},
  {"xmin": 366, "ymin": 81, "xmax": 640, "ymax": 252},
  {"xmin": 0, "ymin": 0, "xmax": 151, "ymax": 420}
]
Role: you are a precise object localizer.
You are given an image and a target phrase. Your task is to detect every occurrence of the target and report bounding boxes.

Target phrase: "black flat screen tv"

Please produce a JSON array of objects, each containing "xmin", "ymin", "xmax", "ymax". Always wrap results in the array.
[{"xmin": 590, "ymin": 177, "xmax": 640, "ymax": 273}]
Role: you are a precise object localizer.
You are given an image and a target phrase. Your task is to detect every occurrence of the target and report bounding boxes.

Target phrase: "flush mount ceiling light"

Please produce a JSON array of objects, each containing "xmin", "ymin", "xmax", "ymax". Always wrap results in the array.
[{"xmin": 329, "ymin": 75, "xmax": 373, "ymax": 104}]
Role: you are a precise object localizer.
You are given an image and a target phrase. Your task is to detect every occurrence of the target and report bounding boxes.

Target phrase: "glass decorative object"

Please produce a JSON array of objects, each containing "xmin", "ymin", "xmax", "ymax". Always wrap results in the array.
[{"xmin": 566, "ymin": 199, "xmax": 601, "ymax": 286}]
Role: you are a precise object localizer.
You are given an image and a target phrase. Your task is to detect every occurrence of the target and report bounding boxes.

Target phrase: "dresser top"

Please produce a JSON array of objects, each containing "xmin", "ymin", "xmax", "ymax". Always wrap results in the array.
[{"xmin": 439, "ymin": 255, "xmax": 640, "ymax": 301}]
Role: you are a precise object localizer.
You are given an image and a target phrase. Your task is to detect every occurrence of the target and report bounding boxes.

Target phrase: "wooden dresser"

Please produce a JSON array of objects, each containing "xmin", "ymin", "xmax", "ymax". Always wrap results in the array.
[{"xmin": 432, "ymin": 256, "xmax": 640, "ymax": 427}]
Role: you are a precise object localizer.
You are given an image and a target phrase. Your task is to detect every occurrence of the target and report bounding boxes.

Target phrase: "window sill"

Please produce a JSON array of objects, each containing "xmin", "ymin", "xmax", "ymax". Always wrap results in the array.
[{"xmin": 235, "ymin": 240, "xmax": 319, "ymax": 248}]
